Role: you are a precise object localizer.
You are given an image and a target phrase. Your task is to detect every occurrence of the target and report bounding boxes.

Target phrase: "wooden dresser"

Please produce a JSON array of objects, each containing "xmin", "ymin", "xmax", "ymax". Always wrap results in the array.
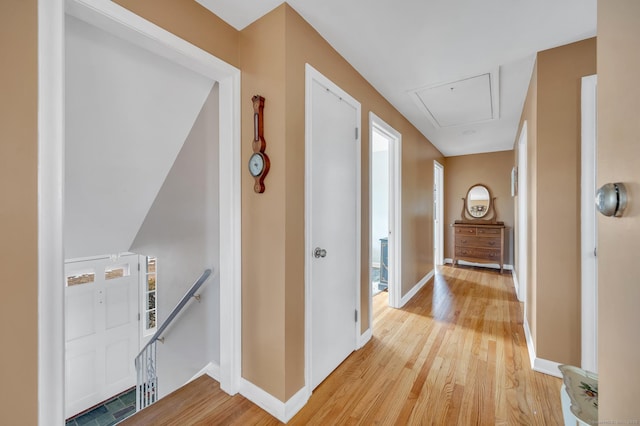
[{"xmin": 453, "ymin": 223, "xmax": 505, "ymax": 272}]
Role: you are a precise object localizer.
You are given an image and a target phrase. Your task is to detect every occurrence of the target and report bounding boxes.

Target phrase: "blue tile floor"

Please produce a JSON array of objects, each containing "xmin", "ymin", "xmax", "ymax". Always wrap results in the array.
[{"xmin": 66, "ymin": 388, "xmax": 136, "ymax": 426}]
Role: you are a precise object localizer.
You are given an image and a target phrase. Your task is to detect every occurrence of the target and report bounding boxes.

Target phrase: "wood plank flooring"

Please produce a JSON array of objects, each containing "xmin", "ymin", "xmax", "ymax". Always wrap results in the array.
[{"xmin": 121, "ymin": 266, "xmax": 563, "ymax": 425}]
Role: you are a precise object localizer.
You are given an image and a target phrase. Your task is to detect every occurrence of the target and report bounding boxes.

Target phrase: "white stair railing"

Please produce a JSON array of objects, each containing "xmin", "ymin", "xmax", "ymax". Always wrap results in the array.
[{"xmin": 135, "ymin": 269, "xmax": 211, "ymax": 412}]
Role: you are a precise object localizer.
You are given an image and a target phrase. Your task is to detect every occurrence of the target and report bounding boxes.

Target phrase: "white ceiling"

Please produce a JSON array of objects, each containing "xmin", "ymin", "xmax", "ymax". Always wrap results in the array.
[{"xmin": 195, "ymin": 0, "xmax": 596, "ymax": 156}]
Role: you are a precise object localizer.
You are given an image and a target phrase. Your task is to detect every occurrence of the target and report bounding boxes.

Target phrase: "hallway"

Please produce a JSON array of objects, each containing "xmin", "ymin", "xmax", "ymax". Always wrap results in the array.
[{"xmin": 123, "ymin": 266, "xmax": 562, "ymax": 425}]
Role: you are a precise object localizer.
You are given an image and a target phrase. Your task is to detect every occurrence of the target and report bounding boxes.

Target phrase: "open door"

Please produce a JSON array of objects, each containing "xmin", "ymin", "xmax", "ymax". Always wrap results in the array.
[{"xmin": 369, "ymin": 113, "xmax": 402, "ymax": 310}]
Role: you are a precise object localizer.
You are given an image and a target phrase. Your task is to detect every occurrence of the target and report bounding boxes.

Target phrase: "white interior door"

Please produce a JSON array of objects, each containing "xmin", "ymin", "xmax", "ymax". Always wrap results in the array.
[
  {"xmin": 65, "ymin": 254, "xmax": 139, "ymax": 418},
  {"xmin": 306, "ymin": 65, "xmax": 360, "ymax": 390}
]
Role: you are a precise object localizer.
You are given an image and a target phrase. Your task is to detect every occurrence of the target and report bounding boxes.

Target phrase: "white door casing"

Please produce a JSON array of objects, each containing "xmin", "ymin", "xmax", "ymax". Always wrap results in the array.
[
  {"xmin": 38, "ymin": 1, "xmax": 241, "ymax": 422},
  {"xmin": 517, "ymin": 122, "xmax": 528, "ymax": 303},
  {"xmin": 64, "ymin": 254, "xmax": 139, "ymax": 418},
  {"xmin": 305, "ymin": 64, "xmax": 361, "ymax": 391},
  {"xmin": 581, "ymin": 74, "xmax": 598, "ymax": 373},
  {"xmin": 369, "ymin": 113, "xmax": 402, "ymax": 310},
  {"xmin": 434, "ymin": 161, "xmax": 444, "ymax": 267}
]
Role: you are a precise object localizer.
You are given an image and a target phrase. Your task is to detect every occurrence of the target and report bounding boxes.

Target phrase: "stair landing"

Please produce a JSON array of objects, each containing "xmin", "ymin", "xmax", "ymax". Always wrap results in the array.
[{"xmin": 119, "ymin": 375, "xmax": 280, "ymax": 425}]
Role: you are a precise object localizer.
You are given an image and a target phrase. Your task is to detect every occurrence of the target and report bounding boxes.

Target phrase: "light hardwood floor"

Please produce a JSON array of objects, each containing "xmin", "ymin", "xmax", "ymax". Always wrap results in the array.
[{"xmin": 121, "ymin": 265, "xmax": 563, "ymax": 425}]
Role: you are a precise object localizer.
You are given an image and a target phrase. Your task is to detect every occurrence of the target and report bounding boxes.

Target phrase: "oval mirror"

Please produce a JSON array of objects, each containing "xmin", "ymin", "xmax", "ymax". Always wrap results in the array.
[{"xmin": 467, "ymin": 185, "xmax": 490, "ymax": 218}]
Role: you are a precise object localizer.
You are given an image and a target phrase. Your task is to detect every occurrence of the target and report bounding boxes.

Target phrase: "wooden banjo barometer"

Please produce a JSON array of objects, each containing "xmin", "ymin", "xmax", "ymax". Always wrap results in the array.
[{"xmin": 248, "ymin": 95, "xmax": 270, "ymax": 193}]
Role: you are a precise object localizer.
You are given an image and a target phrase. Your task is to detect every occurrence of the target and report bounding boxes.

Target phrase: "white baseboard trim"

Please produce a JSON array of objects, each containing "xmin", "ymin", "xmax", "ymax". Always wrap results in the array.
[
  {"xmin": 533, "ymin": 357, "xmax": 562, "ymax": 378},
  {"xmin": 239, "ymin": 378, "xmax": 309, "ymax": 423},
  {"xmin": 188, "ymin": 361, "xmax": 221, "ymax": 384},
  {"xmin": 511, "ymin": 270, "xmax": 520, "ymax": 299},
  {"xmin": 399, "ymin": 269, "xmax": 434, "ymax": 308},
  {"xmin": 283, "ymin": 385, "xmax": 309, "ymax": 422},
  {"xmin": 523, "ymin": 318, "xmax": 562, "ymax": 378},
  {"xmin": 523, "ymin": 318, "xmax": 536, "ymax": 369},
  {"xmin": 443, "ymin": 258, "xmax": 513, "ymax": 271},
  {"xmin": 358, "ymin": 327, "xmax": 372, "ymax": 349}
]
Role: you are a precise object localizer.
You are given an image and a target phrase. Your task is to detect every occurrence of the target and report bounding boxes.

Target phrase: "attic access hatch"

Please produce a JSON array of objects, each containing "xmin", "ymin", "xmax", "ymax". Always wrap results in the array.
[{"xmin": 410, "ymin": 70, "xmax": 500, "ymax": 128}]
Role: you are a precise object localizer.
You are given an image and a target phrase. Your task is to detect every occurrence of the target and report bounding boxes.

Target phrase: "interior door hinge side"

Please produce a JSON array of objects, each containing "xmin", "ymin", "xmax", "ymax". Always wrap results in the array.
[
  {"xmin": 355, "ymin": 127, "xmax": 359, "ymax": 140},
  {"xmin": 355, "ymin": 309, "xmax": 358, "ymax": 322}
]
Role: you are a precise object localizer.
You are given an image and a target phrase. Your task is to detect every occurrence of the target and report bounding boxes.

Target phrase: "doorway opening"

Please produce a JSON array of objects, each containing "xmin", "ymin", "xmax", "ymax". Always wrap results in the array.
[
  {"xmin": 370, "ymin": 128, "xmax": 390, "ymax": 297},
  {"xmin": 38, "ymin": 1, "xmax": 241, "ymax": 422},
  {"xmin": 433, "ymin": 161, "xmax": 444, "ymax": 268},
  {"xmin": 369, "ymin": 113, "xmax": 402, "ymax": 315}
]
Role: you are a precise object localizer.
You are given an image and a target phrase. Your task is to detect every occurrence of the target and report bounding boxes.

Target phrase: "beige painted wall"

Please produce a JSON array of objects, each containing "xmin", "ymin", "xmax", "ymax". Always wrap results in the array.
[
  {"xmin": 0, "ymin": 1, "xmax": 38, "ymax": 424},
  {"xmin": 239, "ymin": 7, "xmax": 289, "ymax": 401},
  {"xmin": 597, "ymin": 1, "xmax": 640, "ymax": 420},
  {"xmin": 516, "ymin": 38, "xmax": 596, "ymax": 367},
  {"xmin": 536, "ymin": 38, "xmax": 596, "ymax": 365},
  {"xmin": 114, "ymin": 0, "xmax": 239, "ymax": 68},
  {"xmin": 237, "ymin": 4, "xmax": 444, "ymax": 400},
  {"xmin": 443, "ymin": 151, "xmax": 515, "ymax": 265}
]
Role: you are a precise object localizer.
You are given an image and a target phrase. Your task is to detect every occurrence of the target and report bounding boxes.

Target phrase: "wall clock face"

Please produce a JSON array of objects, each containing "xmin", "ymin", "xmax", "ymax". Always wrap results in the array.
[{"xmin": 248, "ymin": 152, "xmax": 265, "ymax": 177}]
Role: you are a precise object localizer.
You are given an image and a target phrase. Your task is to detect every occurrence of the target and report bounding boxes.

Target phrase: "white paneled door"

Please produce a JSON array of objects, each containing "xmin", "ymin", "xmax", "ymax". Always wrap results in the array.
[
  {"xmin": 64, "ymin": 254, "xmax": 139, "ymax": 418},
  {"xmin": 307, "ymin": 66, "xmax": 360, "ymax": 390}
]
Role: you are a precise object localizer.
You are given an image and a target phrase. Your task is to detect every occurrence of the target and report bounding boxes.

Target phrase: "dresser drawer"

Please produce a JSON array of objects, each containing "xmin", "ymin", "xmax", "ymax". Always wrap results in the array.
[
  {"xmin": 455, "ymin": 227, "xmax": 476, "ymax": 236},
  {"xmin": 477, "ymin": 227, "xmax": 502, "ymax": 236},
  {"xmin": 455, "ymin": 246, "xmax": 501, "ymax": 261},
  {"xmin": 456, "ymin": 235, "xmax": 501, "ymax": 249}
]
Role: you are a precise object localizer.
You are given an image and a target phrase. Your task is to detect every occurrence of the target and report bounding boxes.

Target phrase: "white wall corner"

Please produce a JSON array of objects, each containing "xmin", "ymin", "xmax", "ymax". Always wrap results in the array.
[
  {"xmin": 523, "ymin": 317, "xmax": 562, "ymax": 379},
  {"xmin": 399, "ymin": 269, "xmax": 434, "ymax": 308},
  {"xmin": 239, "ymin": 378, "xmax": 309, "ymax": 423},
  {"xmin": 358, "ymin": 327, "xmax": 372, "ymax": 349}
]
